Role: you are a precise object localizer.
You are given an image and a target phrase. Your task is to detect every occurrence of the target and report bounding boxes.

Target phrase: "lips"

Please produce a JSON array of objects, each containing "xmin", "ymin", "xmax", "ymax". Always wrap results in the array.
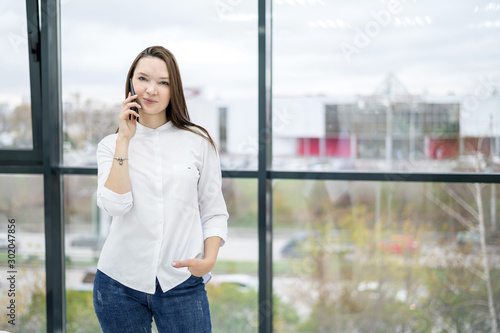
[{"xmin": 143, "ymin": 98, "xmax": 157, "ymax": 104}]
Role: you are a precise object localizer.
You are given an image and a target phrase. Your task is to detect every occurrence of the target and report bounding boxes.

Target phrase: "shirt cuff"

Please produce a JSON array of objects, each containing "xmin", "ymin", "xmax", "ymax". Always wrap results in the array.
[
  {"xmin": 203, "ymin": 227, "xmax": 228, "ymax": 247},
  {"xmin": 100, "ymin": 186, "xmax": 133, "ymax": 204}
]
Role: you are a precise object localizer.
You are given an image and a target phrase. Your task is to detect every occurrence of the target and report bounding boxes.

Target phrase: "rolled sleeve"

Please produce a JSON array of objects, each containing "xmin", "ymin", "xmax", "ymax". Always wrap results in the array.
[
  {"xmin": 197, "ymin": 139, "xmax": 229, "ymax": 246},
  {"xmin": 96, "ymin": 136, "xmax": 134, "ymax": 217},
  {"xmin": 97, "ymin": 186, "xmax": 133, "ymax": 217}
]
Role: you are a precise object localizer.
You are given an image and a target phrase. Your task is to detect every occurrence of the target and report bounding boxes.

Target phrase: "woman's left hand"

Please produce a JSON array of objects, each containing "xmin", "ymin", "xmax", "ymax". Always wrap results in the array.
[{"xmin": 171, "ymin": 258, "xmax": 215, "ymax": 277}]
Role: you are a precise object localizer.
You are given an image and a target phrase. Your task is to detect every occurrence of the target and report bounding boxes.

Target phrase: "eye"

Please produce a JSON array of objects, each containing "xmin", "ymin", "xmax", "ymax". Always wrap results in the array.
[
  {"xmin": 138, "ymin": 76, "xmax": 147, "ymax": 81},
  {"xmin": 161, "ymin": 81, "xmax": 169, "ymax": 86}
]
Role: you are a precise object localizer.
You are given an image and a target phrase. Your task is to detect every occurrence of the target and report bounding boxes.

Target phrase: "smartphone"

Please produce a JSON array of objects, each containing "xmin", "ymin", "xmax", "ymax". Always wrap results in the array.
[{"xmin": 129, "ymin": 77, "xmax": 138, "ymax": 120}]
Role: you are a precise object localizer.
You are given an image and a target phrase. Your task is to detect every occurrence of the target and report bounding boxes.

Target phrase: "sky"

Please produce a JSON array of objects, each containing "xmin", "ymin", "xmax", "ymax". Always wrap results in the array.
[{"xmin": 0, "ymin": 0, "xmax": 499, "ymax": 109}]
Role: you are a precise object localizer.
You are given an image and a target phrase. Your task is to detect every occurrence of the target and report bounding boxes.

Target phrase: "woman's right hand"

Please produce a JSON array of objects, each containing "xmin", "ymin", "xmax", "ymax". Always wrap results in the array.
[{"xmin": 117, "ymin": 92, "xmax": 141, "ymax": 141}]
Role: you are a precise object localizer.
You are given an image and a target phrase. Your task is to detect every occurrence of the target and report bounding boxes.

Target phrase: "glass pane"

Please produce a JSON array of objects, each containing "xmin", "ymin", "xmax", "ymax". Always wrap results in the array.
[
  {"xmin": 273, "ymin": 179, "xmax": 500, "ymax": 332},
  {"xmin": 209, "ymin": 179, "xmax": 258, "ymax": 332},
  {"xmin": 64, "ymin": 176, "xmax": 257, "ymax": 332},
  {"xmin": 0, "ymin": 1, "xmax": 33, "ymax": 149},
  {"xmin": 0, "ymin": 175, "xmax": 45, "ymax": 332},
  {"xmin": 61, "ymin": 1, "xmax": 258, "ymax": 170},
  {"xmin": 272, "ymin": 0, "xmax": 500, "ymax": 172},
  {"xmin": 64, "ymin": 175, "xmax": 101, "ymax": 332}
]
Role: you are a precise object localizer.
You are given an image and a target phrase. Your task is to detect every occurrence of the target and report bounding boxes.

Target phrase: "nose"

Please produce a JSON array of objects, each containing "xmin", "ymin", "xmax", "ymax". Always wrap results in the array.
[{"xmin": 146, "ymin": 83, "xmax": 157, "ymax": 95}]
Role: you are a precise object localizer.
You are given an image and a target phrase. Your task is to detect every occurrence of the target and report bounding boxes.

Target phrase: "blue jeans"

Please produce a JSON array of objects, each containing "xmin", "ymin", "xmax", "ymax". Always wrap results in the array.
[{"xmin": 93, "ymin": 269, "xmax": 211, "ymax": 333}]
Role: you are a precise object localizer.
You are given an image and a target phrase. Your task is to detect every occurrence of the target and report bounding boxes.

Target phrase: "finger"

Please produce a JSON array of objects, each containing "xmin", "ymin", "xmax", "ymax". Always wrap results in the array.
[
  {"xmin": 127, "ymin": 107, "xmax": 140, "ymax": 116},
  {"xmin": 124, "ymin": 103, "xmax": 141, "ymax": 112},
  {"xmin": 128, "ymin": 110, "xmax": 140, "ymax": 119},
  {"xmin": 122, "ymin": 93, "xmax": 139, "ymax": 105},
  {"xmin": 120, "ymin": 110, "xmax": 140, "ymax": 121},
  {"xmin": 128, "ymin": 102, "xmax": 141, "ymax": 109}
]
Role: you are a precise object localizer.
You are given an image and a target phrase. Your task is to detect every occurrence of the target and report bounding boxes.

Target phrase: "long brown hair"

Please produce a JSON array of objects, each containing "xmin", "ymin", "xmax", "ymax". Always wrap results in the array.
[{"xmin": 117, "ymin": 46, "xmax": 217, "ymax": 151}]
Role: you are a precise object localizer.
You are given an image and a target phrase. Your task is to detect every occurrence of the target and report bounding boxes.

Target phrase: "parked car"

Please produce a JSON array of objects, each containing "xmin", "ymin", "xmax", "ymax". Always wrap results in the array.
[
  {"xmin": 70, "ymin": 234, "xmax": 106, "ymax": 250},
  {"xmin": 456, "ymin": 231, "xmax": 481, "ymax": 245},
  {"xmin": 281, "ymin": 232, "xmax": 310, "ymax": 259},
  {"xmin": 281, "ymin": 230, "xmax": 354, "ymax": 259},
  {"xmin": 378, "ymin": 234, "xmax": 418, "ymax": 254},
  {"xmin": 69, "ymin": 267, "xmax": 97, "ymax": 291},
  {"xmin": 210, "ymin": 274, "xmax": 258, "ymax": 291}
]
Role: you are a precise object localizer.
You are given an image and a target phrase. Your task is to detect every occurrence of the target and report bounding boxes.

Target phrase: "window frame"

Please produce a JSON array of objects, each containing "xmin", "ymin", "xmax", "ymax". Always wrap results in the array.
[
  {"xmin": 1, "ymin": 1, "xmax": 500, "ymax": 332},
  {"xmin": 0, "ymin": 0, "xmax": 43, "ymax": 165}
]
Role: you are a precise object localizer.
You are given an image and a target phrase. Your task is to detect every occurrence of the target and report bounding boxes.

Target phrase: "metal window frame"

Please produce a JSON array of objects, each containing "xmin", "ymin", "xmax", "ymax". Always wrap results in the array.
[
  {"xmin": 0, "ymin": 0, "xmax": 67, "ymax": 332},
  {"xmin": 0, "ymin": 1, "xmax": 499, "ymax": 332},
  {"xmin": 0, "ymin": 0, "xmax": 43, "ymax": 166},
  {"xmin": 258, "ymin": 0, "xmax": 274, "ymax": 332}
]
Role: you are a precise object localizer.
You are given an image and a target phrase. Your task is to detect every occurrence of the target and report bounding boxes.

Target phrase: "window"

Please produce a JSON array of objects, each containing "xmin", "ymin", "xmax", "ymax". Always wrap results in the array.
[
  {"xmin": 0, "ymin": 1, "xmax": 33, "ymax": 149},
  {"xmin": 61, "ymin": 1, "xmax": 258, "ymax": 170},
  {"xmin": 5, "ymin": 1, "xmax": 500, "ymax": 332},
  {"xmin": 0, "ymin": 175, "xmax": 45, "ymax": 332},
  {"xmin": 273, "ymin": 0, "xmax": 500, "ymax": 172},
  {"xmin": 273, "ymin": 179, "xmax": 500, "ymax": 332},
  {"xmin": 63, "ymin": 175, "xmax": 258, "ymax": 331}
]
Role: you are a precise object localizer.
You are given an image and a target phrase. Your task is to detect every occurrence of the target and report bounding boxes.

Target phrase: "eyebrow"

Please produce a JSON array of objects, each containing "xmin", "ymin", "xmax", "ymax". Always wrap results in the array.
[{"xmin": 137, "ymin": 72, "xmax": 169, "ymax": 80}]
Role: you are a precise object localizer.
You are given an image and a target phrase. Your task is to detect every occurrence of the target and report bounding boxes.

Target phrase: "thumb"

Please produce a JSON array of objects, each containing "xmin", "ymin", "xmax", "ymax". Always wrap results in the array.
[{"xmin": 172, "ymin": 259, "xmax": 194, "ymax": 268}]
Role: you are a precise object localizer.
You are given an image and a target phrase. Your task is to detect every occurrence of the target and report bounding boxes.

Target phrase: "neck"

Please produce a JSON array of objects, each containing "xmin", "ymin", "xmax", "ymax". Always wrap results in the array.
[{"xmin": 139, "ymin": 112, "xmax": 168, "ymax": 129}]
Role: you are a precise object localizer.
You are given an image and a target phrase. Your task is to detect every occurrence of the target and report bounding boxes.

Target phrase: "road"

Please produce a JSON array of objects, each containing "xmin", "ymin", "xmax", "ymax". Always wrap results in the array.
[{"xmin": 2, "ymin": 230, "xmax": 500, "ymax": 291}]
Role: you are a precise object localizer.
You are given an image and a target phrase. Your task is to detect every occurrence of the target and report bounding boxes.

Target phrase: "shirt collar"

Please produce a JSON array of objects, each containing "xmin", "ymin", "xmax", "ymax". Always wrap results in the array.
[{"xmin": 136, "ymin": 120, "xmax": 173, "ymax": 135}]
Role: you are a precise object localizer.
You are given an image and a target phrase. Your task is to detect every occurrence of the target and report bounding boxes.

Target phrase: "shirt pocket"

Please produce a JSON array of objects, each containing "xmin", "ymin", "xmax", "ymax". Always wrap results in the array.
[{"xmin": 171, "ymin": 164, "xmax": 200, "ymax": 204}]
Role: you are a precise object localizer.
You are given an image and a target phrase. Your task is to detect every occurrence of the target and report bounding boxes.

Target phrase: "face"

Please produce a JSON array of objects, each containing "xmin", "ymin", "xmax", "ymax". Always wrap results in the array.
[{"xmin": 132, "ymin": 56, "xmax": 171, "ymax": 117}]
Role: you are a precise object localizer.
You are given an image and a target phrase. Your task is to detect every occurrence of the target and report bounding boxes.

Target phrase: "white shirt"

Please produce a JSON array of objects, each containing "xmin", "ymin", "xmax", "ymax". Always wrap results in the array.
[{"xmin": 96, "ymin": 120, "xmax": 229, "ymax": 294}]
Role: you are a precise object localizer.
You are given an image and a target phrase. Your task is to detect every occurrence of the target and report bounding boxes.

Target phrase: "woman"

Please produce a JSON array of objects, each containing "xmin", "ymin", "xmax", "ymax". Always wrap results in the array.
[{"xmin": 93, "ymin": 46, "xmax": 228, "ymax": 333}]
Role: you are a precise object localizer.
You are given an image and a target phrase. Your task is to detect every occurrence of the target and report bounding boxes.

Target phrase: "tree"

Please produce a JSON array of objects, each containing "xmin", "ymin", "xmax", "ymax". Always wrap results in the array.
[
  {"xmin": 7, "ymin": 102, "xmax": 32, "ymax": 147},
  {"xmin": 427, "ymin": 138, "xmax": 499, "ymax": 333},
  {"xmin": 206, "ymin": 283, "xmax": 299, "ymax": 333}
]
